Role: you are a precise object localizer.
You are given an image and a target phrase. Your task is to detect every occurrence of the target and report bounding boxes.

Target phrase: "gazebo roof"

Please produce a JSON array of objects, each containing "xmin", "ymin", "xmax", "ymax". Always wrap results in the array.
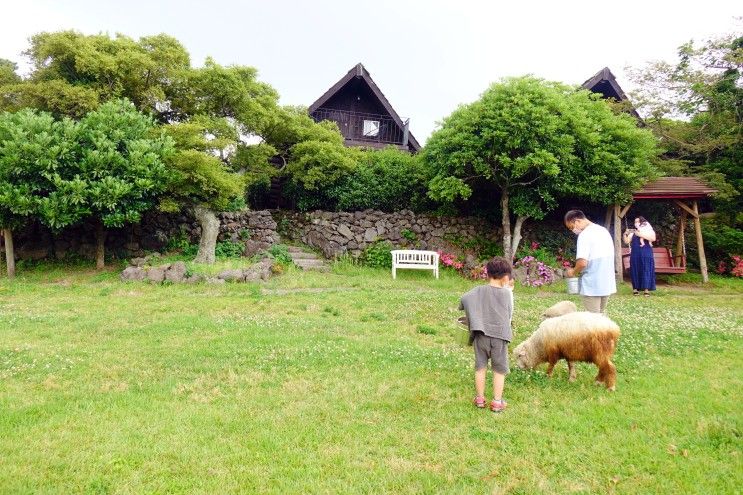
[{"xmin": 633, "ymin": 177, "xmax": 717, "ymax": 200}]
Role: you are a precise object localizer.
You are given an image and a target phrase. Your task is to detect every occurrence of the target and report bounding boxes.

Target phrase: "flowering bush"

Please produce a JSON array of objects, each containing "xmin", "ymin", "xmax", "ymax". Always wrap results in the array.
[
  {"xmin": 514, "ymin": 255, "xmax": 557, "ymax": 287},
  {"xmin": 438, "ymin": 251, "xmax": 464, "ymax": 271},
  {"xmin": 731, "ymin": 256, "xmax": 743, "ymax": 277},
  {"xmin": 715, "ymin": 254, "xmax": 743, "ymax": 277}
]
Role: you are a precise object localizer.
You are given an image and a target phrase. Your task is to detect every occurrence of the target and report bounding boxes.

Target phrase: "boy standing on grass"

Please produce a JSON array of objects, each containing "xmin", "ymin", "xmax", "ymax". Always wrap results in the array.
[{"xmin": 459, "ymin": 257, "xmax": 513, "ymax": 413}]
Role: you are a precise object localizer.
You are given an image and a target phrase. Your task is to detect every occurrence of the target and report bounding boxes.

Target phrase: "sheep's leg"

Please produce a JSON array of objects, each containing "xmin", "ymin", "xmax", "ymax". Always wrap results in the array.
[
  {"xmin": 567, "ymin": 361, "xmax": 577, "ymax": 382},
  {"xmin": 603, "ymin": 361, "xmax": 617, "ymax": 392},
  {"xmin": 594, "ymin": 360, "xmax": 606, "ymax": 385},
  {"xmin": 546, "ymin": 362, "xmax": 555, "ymax": 377}
]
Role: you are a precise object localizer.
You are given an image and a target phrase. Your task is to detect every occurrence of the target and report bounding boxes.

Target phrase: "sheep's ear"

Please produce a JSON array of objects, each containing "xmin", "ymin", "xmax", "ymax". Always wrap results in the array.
[{"xmin": 518, "ymin": 349, "xmax": 526, "ymax": 357}]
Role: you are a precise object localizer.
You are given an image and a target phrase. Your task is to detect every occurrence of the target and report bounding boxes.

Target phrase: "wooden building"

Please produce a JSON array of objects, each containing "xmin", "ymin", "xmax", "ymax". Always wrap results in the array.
[
  {"xmin": 308, "ymin": 63, "xmax": 421, "ymax": 153},
  {"xmin": 581, "ymin": 67, "xmax": 642, "ymax": 120}
]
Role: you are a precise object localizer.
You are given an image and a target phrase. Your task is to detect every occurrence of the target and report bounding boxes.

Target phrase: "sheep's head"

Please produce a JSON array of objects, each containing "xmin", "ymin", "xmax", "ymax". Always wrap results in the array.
[{"xmin": 513, "ymin": 341, "xmax": 536, "ymax": 369}]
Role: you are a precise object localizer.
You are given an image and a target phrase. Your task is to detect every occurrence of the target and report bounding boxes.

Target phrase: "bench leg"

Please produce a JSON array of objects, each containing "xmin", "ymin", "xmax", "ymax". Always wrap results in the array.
[{"xmin": 392, "ymin": 266, "xmax": 396, "ymax": 279}]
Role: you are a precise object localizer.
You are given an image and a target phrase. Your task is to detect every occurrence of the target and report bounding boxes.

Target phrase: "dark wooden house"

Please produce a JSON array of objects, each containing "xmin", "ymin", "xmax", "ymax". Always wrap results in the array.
[
  {"xmin": 308, "ymin": 63, "xmax": 421, "ymax": 152},
  {"xmin": 581, "ymin": 67, "xmax": 642, "ymax": 120}
]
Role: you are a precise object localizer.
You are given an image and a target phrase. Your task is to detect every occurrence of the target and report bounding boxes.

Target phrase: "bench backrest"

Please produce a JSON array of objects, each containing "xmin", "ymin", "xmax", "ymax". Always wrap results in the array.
[
  {"xmin": 621, "ymin": 247, "xmax": 685, "ymax": 271},
  {"xmin": 391, "ymin": 250, "xmax": 439, "ymax": 266}
]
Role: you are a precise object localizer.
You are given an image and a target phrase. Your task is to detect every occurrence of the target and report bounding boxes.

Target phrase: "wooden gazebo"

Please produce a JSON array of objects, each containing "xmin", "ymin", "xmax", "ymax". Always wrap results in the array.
[{"xmin": 609, "ymin": 177, "xmax": 718, "ymax": 283}]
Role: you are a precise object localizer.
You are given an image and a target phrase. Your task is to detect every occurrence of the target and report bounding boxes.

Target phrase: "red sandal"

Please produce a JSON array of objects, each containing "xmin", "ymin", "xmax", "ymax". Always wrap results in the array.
[
  {"xmin": 473, "ymin": 396, "xmax": 486, "ymax": 408},
  {"xmin": 490, "ymin": 399, "xmax": 507, "ymax": 413}
]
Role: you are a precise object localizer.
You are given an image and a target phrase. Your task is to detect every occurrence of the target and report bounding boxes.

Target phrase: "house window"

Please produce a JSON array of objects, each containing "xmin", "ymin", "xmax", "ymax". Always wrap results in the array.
[{"xmin": 363, "ymin": 120, "xmax": 380, "ymax": 137}]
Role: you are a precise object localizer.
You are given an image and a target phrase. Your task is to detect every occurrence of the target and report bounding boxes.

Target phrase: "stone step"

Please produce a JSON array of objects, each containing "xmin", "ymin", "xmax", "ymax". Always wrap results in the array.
[
  {"xmin": 289, "ymin": 252, "xmax": 320, "ymax": 260},
  {"xmin": 286, "ymin": 246, "xmax": 306, "ymax": 253},
  {"xmin": 294, "ymin": 259, "xmax": 326, "ymax": 267}
]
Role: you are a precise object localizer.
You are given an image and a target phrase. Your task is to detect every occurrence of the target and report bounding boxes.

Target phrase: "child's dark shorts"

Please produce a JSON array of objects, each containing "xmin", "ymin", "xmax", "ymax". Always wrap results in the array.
[{"xmin": 473, "ymin": 332, "xmax": 510, "ymax": 374}]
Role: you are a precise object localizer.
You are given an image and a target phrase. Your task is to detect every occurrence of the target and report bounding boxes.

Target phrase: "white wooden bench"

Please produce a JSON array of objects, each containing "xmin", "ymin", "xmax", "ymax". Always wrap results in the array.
[{"xmin": 391, "ymin": 250, "xmax": 439, "ymax": 279}]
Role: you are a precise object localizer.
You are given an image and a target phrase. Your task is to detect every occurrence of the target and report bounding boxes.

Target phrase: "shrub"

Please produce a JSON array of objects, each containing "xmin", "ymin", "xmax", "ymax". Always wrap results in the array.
[
  {"xmin": 514, "ymin": 255, "xmax": 556, "ymax": 287},
  {"xmin": 267, "ymin": 244, "xmax": 293, "ymax": 265},
  {"xmin": 215, "ymin": 240, "xmax": 244, "ymax": 259},
  {"xmin": 703, "ymin": 220, "xmax": 743, "ymax": 276},
  {"xmin": 361, "ymin": 241, "xmax": 393, "ymax": 269},
  {"xmin": 327, "ymin": 147, "xmax": 431, "ymax": 212},
  {"xmin": 166, "ymin": 232, "xmax": 198, "ymax": 257}
]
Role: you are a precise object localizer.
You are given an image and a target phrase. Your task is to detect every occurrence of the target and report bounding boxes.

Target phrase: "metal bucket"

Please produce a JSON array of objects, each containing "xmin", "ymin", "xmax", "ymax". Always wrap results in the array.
[
  {"xmin": 455, "ymin": 316, "xmax": 471, "ymax": 346},
  {"xmin": 566, "ymin": 277, "xmax": 580, "ymax": 295}
]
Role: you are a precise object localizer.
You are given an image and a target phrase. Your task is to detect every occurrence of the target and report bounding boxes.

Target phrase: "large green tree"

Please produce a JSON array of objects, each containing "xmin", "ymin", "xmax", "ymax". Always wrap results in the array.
[
  {"xmin": 628, "ymin": 32, "xmax": 743, "ymax": 225},
  {"xmin": 41, "ymin": 99, "xmax": 174, "ymax": 269},
  {"xmin": 425, "ymin": 76, "xmax": 657, "ymax": 259},
  {"xmin": 0, "ymin": 109, "xmax": 73, "ymax": 277}
]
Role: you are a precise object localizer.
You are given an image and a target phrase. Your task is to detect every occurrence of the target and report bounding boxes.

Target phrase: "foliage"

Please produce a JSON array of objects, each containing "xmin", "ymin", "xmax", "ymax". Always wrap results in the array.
[
  {"xmin": 444, "ymin": 233, "xmax": 503, "ymax": 260},
  {"xmin": 628, "ymin": 31, "xmax": 743, "ymax": 226},
  {"xmin": 267, "ymin": 244, "xmax": 293, "ymax": 265},
  {"xmin": 214, "ymin": 240, "xmax": 245, "ymax": 259},
  {"xmin": 327, "ymin": 147, "xmax": 431, "ymax": 212},
  {"xmin": 703, "ymin": 219, "xmax": 743, "ymax": 275},
  {"xmin": 165, "ymin": 232, "xmax": 198, "ymax": 257},
  {"xmin": 515, "ymin": 241, "xmax": 559, "ymax": 268},
  {"xmin": 360, "ymin": 240, "xmax": 393, "ymax": 269},
  {"xmin": 0, "ymin": 109, "xmax": 68, "ymax": 230},
  {"xmin": 40, "ymin": 99, "xmax": 174, "ymax": 231},
  {"xmin": 425, "ymin": 76, "xmax": 657, "ymax": 259}
]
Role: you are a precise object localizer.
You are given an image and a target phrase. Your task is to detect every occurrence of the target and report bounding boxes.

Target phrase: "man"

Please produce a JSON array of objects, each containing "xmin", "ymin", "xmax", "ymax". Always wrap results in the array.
[{"xmin": 564, "ymin": 209, "xmax": 616, "ymax": 314}]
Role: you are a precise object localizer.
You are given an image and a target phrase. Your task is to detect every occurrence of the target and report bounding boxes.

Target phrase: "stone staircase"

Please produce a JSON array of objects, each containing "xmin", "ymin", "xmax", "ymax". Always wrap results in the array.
[{"xmin": 287, "ymin": 246, "xmax": 329, "ymax": 272}]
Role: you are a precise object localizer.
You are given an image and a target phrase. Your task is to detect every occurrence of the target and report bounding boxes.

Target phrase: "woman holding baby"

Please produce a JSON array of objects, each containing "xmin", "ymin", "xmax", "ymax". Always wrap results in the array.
[{"xmin": 623, "ymin": 216, "xmax": 656, "ymax": 296}]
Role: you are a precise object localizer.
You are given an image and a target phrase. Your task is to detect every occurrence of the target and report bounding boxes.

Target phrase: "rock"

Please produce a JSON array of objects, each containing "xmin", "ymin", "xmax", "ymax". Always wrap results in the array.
[
  {"xmin": 130, "ymin": 257, "xmax": 148, "ymax": 267},
  {"xmin": 165, "ymin": 261, "xmax": 187, "ymax": 283},
  {"xmin": 513, "ymin": 266, "xmax": 527, "ymax": 284},
  {"xmin": 243, "ymin": 259, "xmax": 274, "ymax": 282},
  {"xmin": 206, "ymin": 277, "xmax": 226, "ymax": 285},
  {"xmin": 337, "ymin": 224, "xmax": 354, "ymax": 239},
  {"xmin": 121, "ymin": 266, "xmax": 146, "ymax": 281},
  {"xmin": 244, "ymin": 240, "xmax": 271, "ymax": 257},
  {"xmin": 364, "ymin": 228, "xmax": 378, "ymax": 242},
  {"xmin": 17, "ymin": 245, "xmax": 49, "ymax": 261},
  {"xmin": 184, "ymin": 273, "xmax": 204, "ymax": 284},
  {"xmin": 217, "ymin": 269, "xmax": 245, "ymax": 282},
  {"xmin": 146, "ymin": 267, "xmax": 166, "ymax": 283}
]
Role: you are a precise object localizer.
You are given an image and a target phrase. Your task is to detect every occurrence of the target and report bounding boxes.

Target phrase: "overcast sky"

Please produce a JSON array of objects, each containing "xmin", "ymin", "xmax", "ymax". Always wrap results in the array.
[{"xmin": 1, "ymin": 1, "xmax": 740, "ymax": 142}]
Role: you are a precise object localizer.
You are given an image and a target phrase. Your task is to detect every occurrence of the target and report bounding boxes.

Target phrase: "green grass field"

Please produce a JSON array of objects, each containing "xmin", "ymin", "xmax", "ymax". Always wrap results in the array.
[{"xmin": 1, "ymin": 261, "xmax": 741, "ymax": 494}]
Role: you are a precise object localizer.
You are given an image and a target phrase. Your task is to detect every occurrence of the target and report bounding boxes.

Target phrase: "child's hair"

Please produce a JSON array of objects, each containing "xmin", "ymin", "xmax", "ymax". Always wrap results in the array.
[
  {"xmin": 635, "ymin": 216, "xmax": 649, "ymax": 225},
  {"xmin": 486, "ymin": 257, "xmax": 512, "ymax": 279}
]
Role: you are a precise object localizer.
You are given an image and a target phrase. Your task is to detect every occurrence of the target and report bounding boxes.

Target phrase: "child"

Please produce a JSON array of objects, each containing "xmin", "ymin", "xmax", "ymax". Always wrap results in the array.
[
  {"xmin": 459, "ymin": 257, "xmax": 514, "ymax": 413},
  {"xmin": 634, "ymin": 216, "xmax": 655, "ymax": 248}
]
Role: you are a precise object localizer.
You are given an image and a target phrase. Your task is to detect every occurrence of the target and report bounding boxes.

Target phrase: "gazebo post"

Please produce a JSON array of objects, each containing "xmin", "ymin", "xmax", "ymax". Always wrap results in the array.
[
  {"xmin": 692, "ymin": 201, "xmax": 709, "ymax": 283},
  {"xmin": 674, "ymin": 209, "xmax": 687, "ymax": 264},
  {"xmin": 613, "ymin": 204, "xmax": 622, "ymax": 284}
]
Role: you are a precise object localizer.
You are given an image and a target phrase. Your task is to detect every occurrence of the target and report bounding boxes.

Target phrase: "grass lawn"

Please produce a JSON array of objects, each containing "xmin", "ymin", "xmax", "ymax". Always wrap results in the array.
[{"xmin": 1, "ymin": 260, "xmax": 741, "ymax": 494}]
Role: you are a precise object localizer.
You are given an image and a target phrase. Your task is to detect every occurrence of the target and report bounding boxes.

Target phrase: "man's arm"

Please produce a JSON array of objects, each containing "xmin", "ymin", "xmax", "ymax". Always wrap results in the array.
[{"xmin": 566, "ymin": 258, "xmax": 588, "ymax": 278}]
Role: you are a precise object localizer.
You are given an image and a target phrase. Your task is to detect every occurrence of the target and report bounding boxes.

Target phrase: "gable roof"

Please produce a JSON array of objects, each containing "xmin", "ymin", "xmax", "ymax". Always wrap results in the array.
[
  {"xmin": 633, "ymin": 177, "xmax": 717, "ymax": 200},
  {"xmin": 581, "ymin": 67, "xmax": 642, "ymax": 120},
  {"xmin": 308, "ymin": 63, "xmax": 421, "ymax": 151}
]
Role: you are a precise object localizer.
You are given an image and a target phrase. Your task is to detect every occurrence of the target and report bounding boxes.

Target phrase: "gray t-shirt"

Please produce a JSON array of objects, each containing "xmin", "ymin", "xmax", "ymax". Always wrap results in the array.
[{"xmin": 459, "ymin": 285, "xmax": 513, "ymax": 342}]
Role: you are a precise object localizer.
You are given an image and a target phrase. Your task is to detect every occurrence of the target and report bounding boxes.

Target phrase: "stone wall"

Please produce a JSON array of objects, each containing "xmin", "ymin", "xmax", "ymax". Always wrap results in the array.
[
  {"xmin": 274, "ymin": 209, "xmax": 500, "ymax": 258},
  {"xmin": 3, "ymin": 209, "xmax": 501, "ymax": 262}
]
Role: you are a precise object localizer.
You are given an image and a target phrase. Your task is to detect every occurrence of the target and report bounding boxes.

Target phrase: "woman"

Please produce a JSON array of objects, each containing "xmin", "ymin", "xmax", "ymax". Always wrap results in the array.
[{"xmin": 623, "ymin": 216, "xmax": 657, "ymax": 296}]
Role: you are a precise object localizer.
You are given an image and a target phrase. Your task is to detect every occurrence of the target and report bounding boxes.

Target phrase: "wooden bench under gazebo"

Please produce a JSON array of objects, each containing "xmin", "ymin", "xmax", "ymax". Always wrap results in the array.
[{"xmin": 608, "ymin": 177, "xmax": 717, "ymax": 283}]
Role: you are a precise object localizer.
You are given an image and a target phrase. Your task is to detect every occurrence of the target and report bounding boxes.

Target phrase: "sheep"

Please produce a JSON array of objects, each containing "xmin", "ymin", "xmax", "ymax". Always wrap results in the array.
[
  {"xmin": 542, "ymin": 300, "xmax": 578, "ymax": 319},
  {"xmin": 513, "ymin": 312, "xmax": 621, "ymax": 391}
]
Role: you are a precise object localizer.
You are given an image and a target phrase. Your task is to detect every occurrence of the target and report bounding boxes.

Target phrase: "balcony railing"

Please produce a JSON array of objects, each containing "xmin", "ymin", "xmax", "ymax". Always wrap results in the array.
[{"xmin": 310, "ymin": 108, "xmax": 409, "ymax": 147}]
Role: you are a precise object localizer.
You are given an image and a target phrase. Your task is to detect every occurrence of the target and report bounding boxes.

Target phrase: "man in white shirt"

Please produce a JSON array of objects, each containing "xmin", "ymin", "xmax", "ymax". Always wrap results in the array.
[{"xmin": 564, "ymin": 209, "xmax": 616, "ymax": 314}]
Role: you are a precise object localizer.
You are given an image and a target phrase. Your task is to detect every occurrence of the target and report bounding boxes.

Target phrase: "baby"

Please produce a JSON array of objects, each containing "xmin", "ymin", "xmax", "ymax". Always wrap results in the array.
[{"xmin": 634, "ymin": 217, "xmax": 655, "ymax": 247}]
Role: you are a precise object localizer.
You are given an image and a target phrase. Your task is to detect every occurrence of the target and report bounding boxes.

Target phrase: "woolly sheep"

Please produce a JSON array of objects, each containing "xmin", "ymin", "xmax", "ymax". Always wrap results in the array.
[
  {"xmin": 513, "ymin": 311, "xmax": 621, "ymax": 391},
  {"xmin": 542, "ymin": 300, "xmax": 578, "ymax": 319}
]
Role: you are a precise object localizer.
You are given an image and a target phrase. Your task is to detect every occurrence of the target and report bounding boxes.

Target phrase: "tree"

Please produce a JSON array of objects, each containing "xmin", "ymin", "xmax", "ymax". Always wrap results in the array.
[
  {"xmin": 0, "ymin": 109, "xmax": 70, "ymax": 277},
  {"xmin": 628, "ymin": 32, "xmax": 743, "ymax": 225},
  {"xmin": 425, "ymin": 76, "xmax": 657, "ymax": 259},
  {"xmin": 0, "ymin": 31, "xmax": 190, "ymax": 119},
  {"xmin": 160, "ymin": 118, "xmax": 247, "ymax": 263},
  {"xmin": 41, "ymin": 100, "xmax": 174, "ymax": 269}
]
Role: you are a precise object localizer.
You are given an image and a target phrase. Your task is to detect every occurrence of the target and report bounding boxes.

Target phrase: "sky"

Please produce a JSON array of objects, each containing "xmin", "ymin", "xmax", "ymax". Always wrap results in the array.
[{"xmin": 0, "ymin": 0, "xmax": 740, "ymax": 143}]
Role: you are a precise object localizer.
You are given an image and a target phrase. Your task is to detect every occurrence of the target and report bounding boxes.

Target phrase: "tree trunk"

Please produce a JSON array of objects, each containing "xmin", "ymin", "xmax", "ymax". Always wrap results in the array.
[
  {"xmin": 3, "ymin": 228, "xmax": 15, "ymax": 278},
  {"xmin": 501, "ymin": 188, "xmax": 512, "ymax": 260},
  {"xmin": 511, "ymin": 215, "xmax": 529, "ymax": 259},
  {"xmin": 95, "ymin": 221, "xmax": 107, "ymax": 270},
  {"xmin": 193, "ymin": 205, "xmax": 220, "ymax": 264}
]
